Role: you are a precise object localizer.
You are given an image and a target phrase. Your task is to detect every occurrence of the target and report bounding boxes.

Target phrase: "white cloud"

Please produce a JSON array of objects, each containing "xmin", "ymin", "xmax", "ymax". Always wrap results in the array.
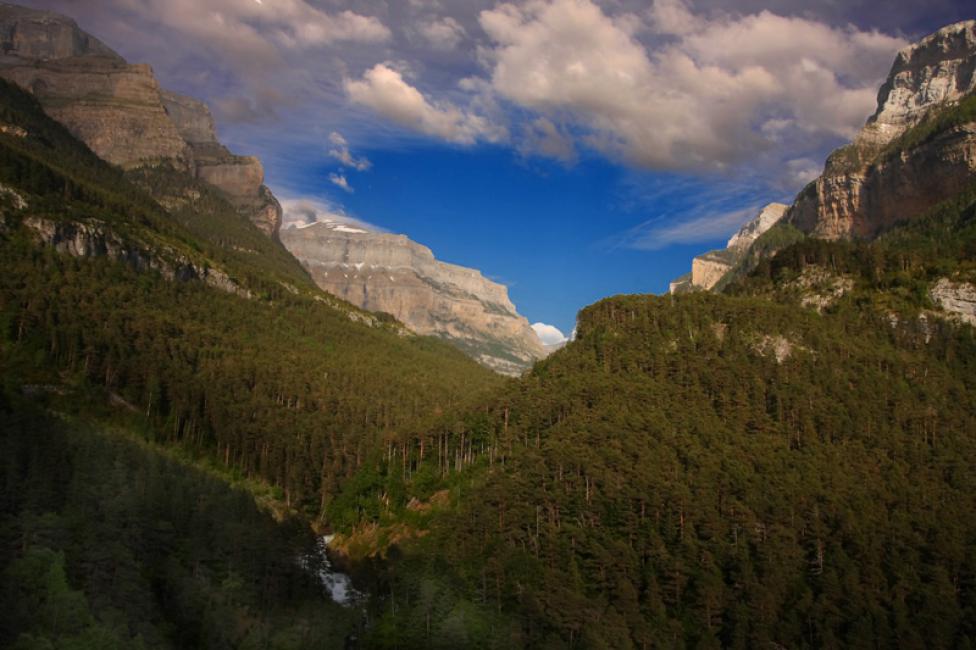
[
  {"xmin": 328, "ymin": 131, "xmax": 371, "ymax": 171},
  {"xmin": 629, "ymin": 205, "xmax": 763, "ymax": 250},
  {"xmin": 532, "ymin": 322, "xmax": 568, "ymax": 347},
  {"xmin": 416, "ymin": 16, "xmax": 467, "ymax": 50},
  {"xmin": 345, "ymin": 63, "xmax": 505, "ymax": 144},
  {"xmin": 329, "ymin": 172, "xmax": 354, "ymax": 192},
  {"xmin": 475, "ymin": 0, "xmax": 905, "ymax": 172},
  {"xmin": 518, "ymin": 117, "xmax": 576, "ymax": 162},
  {"xmin": 280, "ymin": 198, "xmax": 381, "ymax": 231},
  {"xmin": 115, "ymin": 0, "xmax": 390, "ymax": 67},
  {"xmin": 785, "ymin": 158, "xmax": 822, "ymax": 187}
]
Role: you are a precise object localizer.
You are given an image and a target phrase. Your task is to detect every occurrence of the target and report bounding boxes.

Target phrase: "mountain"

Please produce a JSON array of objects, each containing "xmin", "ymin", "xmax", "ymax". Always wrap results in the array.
[
  {"xmin": 310, "ymin": 22, "xmax": 976, "ymax": 648},
  {"xmin": 0, "ymin": 55, "xmax": 502, "ymax": 522},
  {"xmin": 0, "ymin": 3, "xmax": 282, "ymax": 238},
  {"xmin": 669, "ymin": 202, "xmax": 789, "ymax": 293},
  {"xmin": 786, "ymin": 20, "xmax": 976, "ymax": 240},
  {"xmin": 670, "ymin": 20, "xmax": 976, "ymax": 294},
  {"xmin": 281, "ymin": 219, "xmax": 548, "ymax": 375},
  {"xmin": 4, "ymin": 6, "xmax": 976, "ymax": 649}
]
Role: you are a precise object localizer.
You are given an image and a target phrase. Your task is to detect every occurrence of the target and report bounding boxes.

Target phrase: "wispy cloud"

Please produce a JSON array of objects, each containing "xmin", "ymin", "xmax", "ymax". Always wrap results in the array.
[
  {"xmin": 328, "ymin": 172, "xmax": 354, "ymax": 193},
  {"xmin": 280, "ymin": 197, "xmax": 383, "ymax": 231},
  {"xmin": 628, "ymin": 205, "xmax": 763, "ymax": 250},
  {"xmin": 605, "ymin": 171, "xmax": 781, "ymax": 251},
  {"xmin": 328, "ymin": 131, "xmax": 371, "ymax": 171}
]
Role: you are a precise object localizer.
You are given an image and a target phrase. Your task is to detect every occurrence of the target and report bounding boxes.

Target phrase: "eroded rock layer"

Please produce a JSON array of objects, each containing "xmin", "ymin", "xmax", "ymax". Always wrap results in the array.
[
  {"xmin": 0, "ymin": 3, "xmax": 281, "ymax": 238},
  {"xmin": 787, "ymin": 20, "xmax": 976, "ymax": 240},
  {"xmin": 281, "ymin": 221, "xmax": 547, "ymax": 375}
]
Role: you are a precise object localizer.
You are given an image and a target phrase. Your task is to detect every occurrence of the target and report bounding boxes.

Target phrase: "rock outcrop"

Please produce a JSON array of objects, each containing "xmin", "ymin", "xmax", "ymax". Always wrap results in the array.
[
  {"xmin": 280, "ymin": 220, "xmax": 547, "ymax": 375},
  {"xmin": 23, "ymin": 215, "xmax": 251, "ymax": 298},
  {"xmin": 931, "ymin": 278, "xmax": 976, "ymax": 325},
  {"xmin": 670, "ymin": 203, "xmax": 788, "ymax": 293},
  {"xmin": 0, "ymin": 3, "xmax": 281, "ymax": 238},
  {"xmin": 160, "ymin": 90, "xmax": 282, "ymax": 238},
  {"xmin": 787, "ymin": 20, "xmax": 976, "ymax": 240}
]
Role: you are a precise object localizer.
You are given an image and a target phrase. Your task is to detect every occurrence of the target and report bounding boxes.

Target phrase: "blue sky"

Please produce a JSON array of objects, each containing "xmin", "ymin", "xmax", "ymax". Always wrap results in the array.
[{"xmin": 23, "ymin": 0, "xmax": 974, "ymax": 338}]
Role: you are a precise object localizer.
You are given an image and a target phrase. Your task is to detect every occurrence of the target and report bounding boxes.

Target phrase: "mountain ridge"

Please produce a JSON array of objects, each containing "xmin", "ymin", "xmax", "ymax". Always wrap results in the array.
[
  {"xmin": 671, "ymin": 19, "xmax": 976, "ymax": 294},
  {"xmin": 0, "ymin": 2, "xmax": 283, "ymax": 238},
  {"xmin": 281, "ymin": 218, "xmax": 548, "ymax": 375}
]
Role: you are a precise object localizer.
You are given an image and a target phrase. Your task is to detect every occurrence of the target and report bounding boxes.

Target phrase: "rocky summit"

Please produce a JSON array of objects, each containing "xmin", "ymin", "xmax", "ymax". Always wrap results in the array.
[
  {"xmin": 281, "ymin": 220, "xmax": 547, "ymax": 375},
  {"xmin": 671, "ymin": 20, "xmax": 976, "ymax": 293},
  {"xmin": 0, "ymin": 3, "xmax": 282, "ymax": 238},
  {"xmin": 670, "ymin": 203, "xmax": 789, "ymax": 293},
  {"xmin": 787, "ymin": 20, "xmax": 976, "ymax": 240}
]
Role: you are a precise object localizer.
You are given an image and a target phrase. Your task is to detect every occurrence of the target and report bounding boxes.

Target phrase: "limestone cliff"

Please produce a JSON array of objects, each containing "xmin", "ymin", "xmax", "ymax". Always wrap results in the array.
[
  {"xmin": 160, "ymin": 90, "xmax": 282, "ymax": 238},
  {"xmin": 669, "ymin": 203, "xmax": 788, "ymax": 293},
  {"xmin": 0, "ymin": 3, "xmax": 281, "ymax": 238},
  {"xmin": 280, "ymin": 220, "xmax": 547, "ymax": 375},
  {"xmin": 787, "ymin": 20, "xmax": 976, "ymax": 239}
]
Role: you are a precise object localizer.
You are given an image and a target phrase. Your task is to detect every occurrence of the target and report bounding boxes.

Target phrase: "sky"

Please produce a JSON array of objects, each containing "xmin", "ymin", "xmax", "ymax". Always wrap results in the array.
[{"xmin": 22, "ymin": 0, "xmax": 974, "ymax": 340}]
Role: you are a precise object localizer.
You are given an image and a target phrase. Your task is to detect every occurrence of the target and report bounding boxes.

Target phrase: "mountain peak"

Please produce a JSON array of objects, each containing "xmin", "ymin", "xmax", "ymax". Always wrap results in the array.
[
  {"xmin": 0, "ymin": 5, "xmax": 283, "ymax": 239},
  {"xmin": 0, "ymin": 3, "xmax": 123, "ymax": 62},
  {"xmin": 860, "ymin": 19, "xmax": 976, "ymax": 148},
  {"xmin": 280, "ymin": 223, "xmax": 547, "ymax": 375}
]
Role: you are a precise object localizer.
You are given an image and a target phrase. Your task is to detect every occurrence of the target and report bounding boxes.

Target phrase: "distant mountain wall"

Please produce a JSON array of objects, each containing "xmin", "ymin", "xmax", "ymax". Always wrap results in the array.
[{"xmin": 281, "ymin": 220, "xmax": 548, "ymax": 375}]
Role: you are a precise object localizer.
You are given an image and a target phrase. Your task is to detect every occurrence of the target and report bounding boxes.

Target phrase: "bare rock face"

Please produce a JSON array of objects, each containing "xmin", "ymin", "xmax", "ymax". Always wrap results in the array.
[
  {"xmin": 787, "ymin": 20, "xmax": 976, "ymax": 240},
  {"xmin": 0, "ymin": 3, "xmax": 122, "ymax": 61},
  {"xmin": 0, "ymin": 4, "xmax": 281, "ymax": 238},
  {"xmin": 931, "ymin": 278, "xmax": 976, "ymax": 325},
  {"xmin": 0, "ymin": 57, "xmax": 195, "ymax": 170},
  {"xmin": 671, "ymin": 203, "xmax": 788, "ymax": 293},
  {"xmin": 727, "ymin": 203, "xmax": 789, "ymax": 252},
  {"xmin": 690, "ymin": 253, "xmax": 735, "ymax": 291},
  {"xmin": 161, "ymin": 90, "xmax": 282, "ymax": 238},
  {"xmin": 281, "ymin": 220, "xmax": 547, "ymax": 375}
]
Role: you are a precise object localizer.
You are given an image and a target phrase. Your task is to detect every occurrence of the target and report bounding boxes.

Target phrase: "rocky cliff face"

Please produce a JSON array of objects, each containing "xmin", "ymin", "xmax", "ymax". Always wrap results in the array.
[
  {"xmin": 0, "ymin": 3, "xmax": 281, "ymax": 238},
  {"xmin": 670, "ymin": 203, "xmax": 788, "ymax": 293},
  {"xmin": 280, "ymin": 220, "xmax": 547, "ymax": 375},
  {"xmin": 160, "ymin": 90, "xmax": 282, "ymax": 238},
  {"xmin": 787, "ymin": 20, "xmax": 976, "ymax": 240}
]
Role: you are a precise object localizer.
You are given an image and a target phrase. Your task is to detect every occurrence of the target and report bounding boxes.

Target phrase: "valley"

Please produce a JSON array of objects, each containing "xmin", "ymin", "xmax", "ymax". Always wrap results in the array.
[{"xmin": 1, "ymin": 3, "xmax": 976, "ymax": 649}]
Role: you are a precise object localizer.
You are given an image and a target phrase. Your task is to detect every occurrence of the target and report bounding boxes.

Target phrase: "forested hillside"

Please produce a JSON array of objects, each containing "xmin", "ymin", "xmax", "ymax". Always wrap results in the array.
[
  {"xmin": 0, "ymin": 72, "xmax": 506, "ymax": 630},
  {"xmin": 4, "ymin": 16, "xmax": 976, "ymax": 650},
  {"xmin": 0, "ymin": 73, "xmax": 510, "ymax": 647},
  {"xmin": 0, "ymin": 399, "xmax": 357, "ymax": 649},
  {"xmin": 324, "ymin": 188, "xmax": 976, "ymax": 648}
]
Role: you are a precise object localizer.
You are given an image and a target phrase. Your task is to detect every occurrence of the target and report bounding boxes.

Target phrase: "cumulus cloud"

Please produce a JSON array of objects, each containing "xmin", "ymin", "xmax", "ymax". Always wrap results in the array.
[
  {"xmin": 329, "ymin": 172, "xmax": 354, "ymax": 192},
  {"xmin": 415, "ymin": 16, "xmax": 467, "ymax": 50},
  {"xmin": 281, "ymin": 198, "xmax": 381, "ymax": 231},
  {"xmin": 531, "ymin": 322, "xmax": 568, "ymax": 347},
  {"xmin": 121, "ymin": 0, "xmax": 390, "ymax": 64},
  {"xmin": 328, "ymin": 131, "xmax": 371, "ymax": 171},
  {"xmin": 518, "ymin": 117, "xmax": 576, "ymax": 162},
  {"xmin": 345, "ymin": 63, "xmax": 505, "ymax": 144},
  {"xmin": 475, "ymin": 0, "xmax": 905, "ymax": 172}
]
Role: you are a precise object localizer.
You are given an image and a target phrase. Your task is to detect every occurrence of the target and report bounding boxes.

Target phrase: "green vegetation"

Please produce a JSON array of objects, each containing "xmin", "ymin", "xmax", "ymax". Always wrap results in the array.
[
  {"xmin": 713, "ymin": 222, "xmax": 807, "ymax": 292},
  {"xmin": 3, "ymin": 58, "xmax": 976, "ymax": 650},
  {"xmin": 0, "ymin": 78, "xmax": 501, "ymax": 522},
  {"xmin": 0, "ymin": 399, "xmax": 357, "ymax": 649},
  {"xmin": 0, "ymin": 75, "xmax": 504, "ymax": 647},
  {"xmin": 732, "ymin": 183, "xmax": 976, "ymax": 306},
  {"xmin": 881, "ymin": 91, "xmax": 976, "ymax": 159},
  {"xmin": 323, "ymin": 189, "xmax": 976, "ymax": 648}
]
